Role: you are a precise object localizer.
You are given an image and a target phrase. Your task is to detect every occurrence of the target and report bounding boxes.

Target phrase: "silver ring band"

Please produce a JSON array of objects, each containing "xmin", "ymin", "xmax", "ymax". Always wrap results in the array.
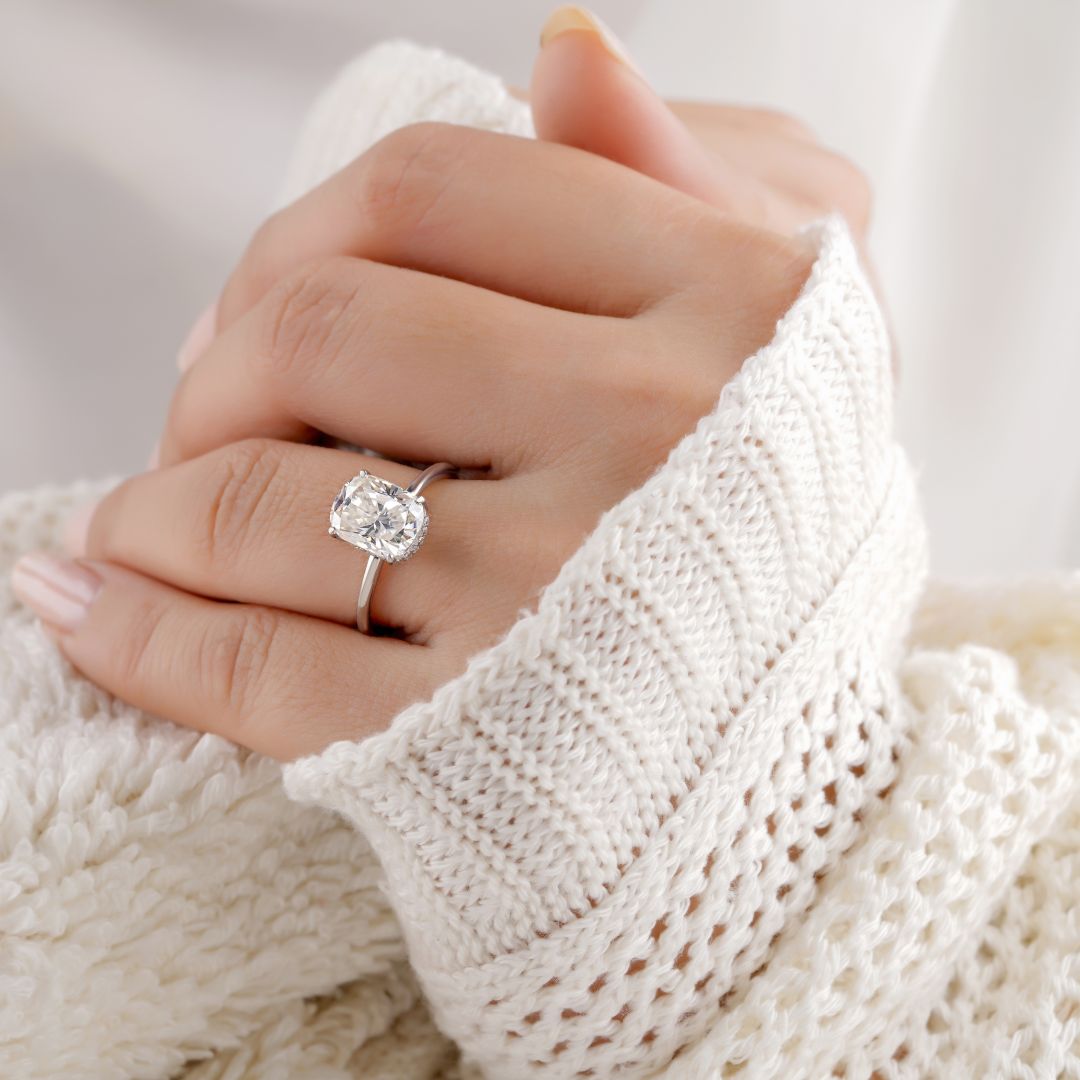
[
  {"xmin": 354, "ymin": 462, "xmax": 456, "ymax": 633},
  {"xmin": 328, "ymin": 461, "xmax": 457, "ymax": 634}
]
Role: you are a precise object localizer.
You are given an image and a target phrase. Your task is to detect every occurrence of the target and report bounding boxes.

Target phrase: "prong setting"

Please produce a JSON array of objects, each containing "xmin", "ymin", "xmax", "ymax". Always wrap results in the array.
[{"xmin": 328, "ymin": 472, "xmax": 430, "ymax": 563}]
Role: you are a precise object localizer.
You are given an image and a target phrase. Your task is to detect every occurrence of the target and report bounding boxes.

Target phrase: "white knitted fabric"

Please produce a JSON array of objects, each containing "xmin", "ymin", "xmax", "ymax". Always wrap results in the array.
[{"xmin": 1, "ymin": 42, "xmax": 1078, "ymax": 1080}]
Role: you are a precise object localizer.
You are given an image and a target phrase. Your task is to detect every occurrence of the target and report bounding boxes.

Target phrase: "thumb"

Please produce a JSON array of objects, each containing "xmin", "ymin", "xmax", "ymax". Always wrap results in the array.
[{"xmin": 531, "ymin": 7, "xmax": 724, "ymax": 204}]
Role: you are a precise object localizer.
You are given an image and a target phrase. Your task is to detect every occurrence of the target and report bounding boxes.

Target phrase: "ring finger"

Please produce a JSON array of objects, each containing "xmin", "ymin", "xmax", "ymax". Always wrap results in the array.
[{"xmin": 74, "ymin": 439, "xmax": 503, "ymax": 639}]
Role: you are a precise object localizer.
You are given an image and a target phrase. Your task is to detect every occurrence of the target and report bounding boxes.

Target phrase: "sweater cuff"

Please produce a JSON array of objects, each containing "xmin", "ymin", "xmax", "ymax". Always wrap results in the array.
[{"xmin": 284, "ymin": 219, "xmax": 927, "ymax": 971}]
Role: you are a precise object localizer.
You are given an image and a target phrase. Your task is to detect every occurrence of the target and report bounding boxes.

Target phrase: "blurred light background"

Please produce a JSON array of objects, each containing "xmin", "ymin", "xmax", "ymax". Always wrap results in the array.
[{"xmin": 2, "ymin": 0, "xmax": 1078, "ymax": 576}]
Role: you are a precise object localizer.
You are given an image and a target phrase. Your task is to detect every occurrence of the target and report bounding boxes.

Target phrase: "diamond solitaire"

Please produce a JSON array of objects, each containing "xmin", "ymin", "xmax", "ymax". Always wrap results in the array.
[
  {"xmin": 330, "ymin": 462, "xmax": 456, "ymax": 633},
  {"xmin": 329, "ymin": 471, "xmax": 429, "ymax": 564}
]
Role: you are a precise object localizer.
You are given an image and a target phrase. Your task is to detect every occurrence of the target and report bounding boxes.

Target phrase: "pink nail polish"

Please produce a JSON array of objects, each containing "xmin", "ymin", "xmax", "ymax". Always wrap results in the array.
[
  {"xmin": 11, "ymin": 553, "xmax": 101, "ymax": 633},
  {"xmin": 63, "ymin": 499, "xmax": 99, "ymax": 557},
  {"xmin": 176, "ymin": 300, "xmax": 218, "ymax": 372}
]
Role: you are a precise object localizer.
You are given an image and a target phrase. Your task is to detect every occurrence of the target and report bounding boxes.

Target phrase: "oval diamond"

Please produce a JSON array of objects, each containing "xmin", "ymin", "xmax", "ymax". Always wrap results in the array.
[{"xmin": 329, "ymin": 471, "xmax": 429, "ymax": 563}]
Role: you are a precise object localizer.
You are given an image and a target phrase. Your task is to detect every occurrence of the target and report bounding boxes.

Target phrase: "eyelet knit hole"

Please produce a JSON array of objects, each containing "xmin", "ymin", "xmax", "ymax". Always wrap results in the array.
[{"xmin": 882, "ymin": 901, "xmax": 902, "ymax": 923}]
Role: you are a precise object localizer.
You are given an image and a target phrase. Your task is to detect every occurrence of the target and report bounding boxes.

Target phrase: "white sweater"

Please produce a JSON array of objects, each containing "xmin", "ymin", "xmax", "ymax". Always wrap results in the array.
[{"xmin": 1, "ymin": 44, "xmax": 1078, "ymax": 1080}]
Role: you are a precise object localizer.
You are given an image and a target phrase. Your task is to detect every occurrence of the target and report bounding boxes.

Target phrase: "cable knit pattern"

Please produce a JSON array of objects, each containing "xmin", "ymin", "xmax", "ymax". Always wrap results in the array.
[
  {"xmin": 284, "ymin": 198, "xmax": 932, "ymax": 1074},
  {"xmin": 1, "ymin": 41, "xmax": 1078, "ymax": 1080}
]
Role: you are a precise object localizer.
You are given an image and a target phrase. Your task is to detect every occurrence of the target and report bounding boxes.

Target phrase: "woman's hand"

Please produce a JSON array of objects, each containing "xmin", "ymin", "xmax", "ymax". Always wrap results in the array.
[
  {"xmin": 12, "ymin": 14, "xmax": 874, "ymax": 762},
  {"xmin": 13, "ymin": 119, "xmax": 815, "ymax": 760}
]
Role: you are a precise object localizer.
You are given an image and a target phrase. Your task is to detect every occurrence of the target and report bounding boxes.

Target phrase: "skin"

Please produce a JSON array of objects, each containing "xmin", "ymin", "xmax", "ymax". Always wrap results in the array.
[{"xmin": 13, "ymin": 24, "xmax": 872, "ymax": 761}]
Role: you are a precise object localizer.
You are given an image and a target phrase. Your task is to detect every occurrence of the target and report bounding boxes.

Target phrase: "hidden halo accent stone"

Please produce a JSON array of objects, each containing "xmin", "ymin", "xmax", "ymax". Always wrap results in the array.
[{"xmin": 328, "ymin": 471, "xmax": 429, "ymax": 563}]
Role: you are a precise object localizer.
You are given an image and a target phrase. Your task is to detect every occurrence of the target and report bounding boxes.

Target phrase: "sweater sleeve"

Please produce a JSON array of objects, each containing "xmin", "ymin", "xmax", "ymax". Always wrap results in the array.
[{"xmin": 284, "ymin": 135, "xmax": 931, "ymax": 1075}]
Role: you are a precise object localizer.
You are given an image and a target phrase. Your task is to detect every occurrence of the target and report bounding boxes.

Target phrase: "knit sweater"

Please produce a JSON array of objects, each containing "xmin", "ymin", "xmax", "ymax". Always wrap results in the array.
[{"xmin": 1, "ymin": 42, "xmax": 1078, "ymax": 1080}]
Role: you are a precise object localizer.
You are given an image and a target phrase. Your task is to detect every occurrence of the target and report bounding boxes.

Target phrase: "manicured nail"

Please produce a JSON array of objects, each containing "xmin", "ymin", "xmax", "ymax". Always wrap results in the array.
[
  {"xmin": 11, "ymin": 553, "xmax": 101, "ymax": 633},
  {"xmin": 540, "ymin": 6, "xmax": 642, "ymax": 76},
  {"xmin": 176, "ymin": 300, "xmax": 217, "ymax": 372},
  {"xmin": 63, "ymin": 499, "xmax": 99, "ymax": 557}
]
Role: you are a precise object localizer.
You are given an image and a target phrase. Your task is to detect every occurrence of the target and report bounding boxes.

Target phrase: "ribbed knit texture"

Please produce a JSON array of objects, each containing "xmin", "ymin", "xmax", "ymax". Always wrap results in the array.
[{"xmin": 1, "ymin": 42, "xmax": 1077, "ymax": 1080}]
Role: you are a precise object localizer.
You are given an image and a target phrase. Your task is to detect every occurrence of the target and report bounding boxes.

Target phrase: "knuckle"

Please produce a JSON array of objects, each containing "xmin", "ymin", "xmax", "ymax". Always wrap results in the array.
[
  {"xmin": 196, "ymin": 438, "xmax": 286, "ymax": 571},
  {"xmin": 196, "ymin": 607, "xmax": 281, "ymax": 719},
  {"xmin": 255, "ymin": 255, "xmax": 360, "ymax": 383},
  {"xmin": 353, "ymin": 121, "xmax": 466, "ymax": 232}
]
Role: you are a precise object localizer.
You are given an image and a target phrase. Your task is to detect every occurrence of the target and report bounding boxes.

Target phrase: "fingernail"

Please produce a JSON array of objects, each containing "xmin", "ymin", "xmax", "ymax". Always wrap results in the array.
[
  {"xmin": 63, "ymin": 499, "xmax": 99, "ymax": 557},
  {"xmin": 540, "ymin": 6, "xmax": 642, "ymax": 76},
  {"xmin": 11, "ymin": 553, "xmax": 101, "ymax": 633},
  {"xmin": 147, "ymin": 439, "xmax": 160, "ymax": 471},
  {"xmin": 176, "ymin": 300, "xmax": 217, "ymax": 372}
]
